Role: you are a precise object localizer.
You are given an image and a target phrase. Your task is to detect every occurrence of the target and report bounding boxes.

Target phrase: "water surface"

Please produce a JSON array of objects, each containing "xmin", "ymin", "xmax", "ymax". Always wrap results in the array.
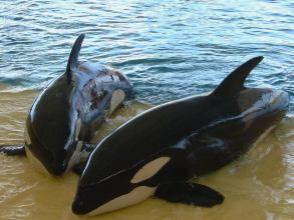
[
  {"xmin": 0, "ymin": 0, "xmax": 293, "ymax": 219},
  {"xmin": 0, "ymin": 0, "xmax": 293, "ymax": 109}
]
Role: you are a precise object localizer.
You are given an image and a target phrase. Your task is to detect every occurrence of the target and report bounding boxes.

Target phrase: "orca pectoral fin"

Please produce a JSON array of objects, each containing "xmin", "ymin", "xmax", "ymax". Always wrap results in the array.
[
  {"xmin": 155, "ymin": 182, "xmax": 224, "ymax": 207},
  {"xmin": 0, "ymin": 144, "xmax": 25, "ymax": 156}
]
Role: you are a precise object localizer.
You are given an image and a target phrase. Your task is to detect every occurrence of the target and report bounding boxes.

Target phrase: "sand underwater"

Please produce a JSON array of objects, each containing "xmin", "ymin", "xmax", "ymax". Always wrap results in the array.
[{"xmin": 0, "ymin": 84, "xmax": 293, "ymax": 220}]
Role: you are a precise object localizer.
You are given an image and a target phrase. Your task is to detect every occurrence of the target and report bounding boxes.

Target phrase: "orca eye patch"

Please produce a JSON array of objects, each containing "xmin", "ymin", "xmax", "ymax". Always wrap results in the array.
[
  {"xmin": 109, "ymin": 89, "xmax": 126, "ymax": 115},
  {"xmin": 131, "ymin": 157, "xmax": 171, "ymax": 184}
]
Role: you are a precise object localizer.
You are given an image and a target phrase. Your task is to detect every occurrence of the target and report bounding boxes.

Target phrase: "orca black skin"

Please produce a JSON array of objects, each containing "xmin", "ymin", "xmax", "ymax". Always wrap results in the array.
[
  {"xmin": 0, "ymin": 34, "xmax": 133, "ymax": 176},
  {"xmin": 72, "ymin": 56, "xmax": 290, "ymax": 215}
]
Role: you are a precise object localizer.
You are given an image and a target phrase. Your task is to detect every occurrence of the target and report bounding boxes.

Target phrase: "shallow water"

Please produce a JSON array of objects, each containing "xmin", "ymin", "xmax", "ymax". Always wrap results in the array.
[
  {"xmin": 0, "ymin": 0, "xmax": 293, "ymax": 219},
  {"xmin": 0, "ymin": 88, "xmax": 293, "ymax": 220}
]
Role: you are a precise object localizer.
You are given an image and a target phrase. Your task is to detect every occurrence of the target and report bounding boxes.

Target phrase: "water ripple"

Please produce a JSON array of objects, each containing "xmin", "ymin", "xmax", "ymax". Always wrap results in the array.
[{"xmin": 0, "ymin": 0, "xmax": 293, "ymax": 112}]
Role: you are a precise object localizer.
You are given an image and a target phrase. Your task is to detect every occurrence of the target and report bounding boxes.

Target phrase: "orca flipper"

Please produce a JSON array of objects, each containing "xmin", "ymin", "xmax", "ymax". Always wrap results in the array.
[
  {"xmin": 155, "ymin": 182, "xmax": 224, "ymax": 207},
  {"xmin": 0, "ymin": 144, "xmax": 25, "ymax": 156}
]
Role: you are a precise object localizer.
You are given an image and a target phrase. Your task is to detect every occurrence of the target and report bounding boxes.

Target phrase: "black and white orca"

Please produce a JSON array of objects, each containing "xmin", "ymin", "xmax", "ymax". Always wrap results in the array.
[
  {"xmin": 72, "ymin": 56, "xmax": 289, "ymax": 215},
  {"xmin": 0, "ymin": 34, "xmax": 133, "ymax": 176}
]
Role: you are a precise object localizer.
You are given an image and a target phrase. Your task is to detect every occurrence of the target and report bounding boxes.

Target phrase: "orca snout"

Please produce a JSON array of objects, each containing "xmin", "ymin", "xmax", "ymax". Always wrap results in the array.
[
  {"xmin": 72, "ymin": 194, "xmax": 85, "ymax": 215},
  {"xmin": 72, "ymin": 181, "xmax": 110, "ymax": 215},
  {"xmin": 72, "ymin": 186, "xmax": 93, "ymax": 215},
  {"xmin": 43, "ymin": 153, "xmax": 67, "ymax": 176}
]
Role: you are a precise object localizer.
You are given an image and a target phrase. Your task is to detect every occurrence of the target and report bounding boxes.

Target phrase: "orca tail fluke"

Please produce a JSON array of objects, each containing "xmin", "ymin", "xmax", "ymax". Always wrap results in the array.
[
  {"xmin": 0, "ymin": 144, "xmax": 26, "ymax": 156},
  {"xmin": 65, "ymin": 34, "xmax": 85, "ymax": 84},
  {"xmin": 211, "ymin": 56, "xmax": 264, "ymax": 98}
]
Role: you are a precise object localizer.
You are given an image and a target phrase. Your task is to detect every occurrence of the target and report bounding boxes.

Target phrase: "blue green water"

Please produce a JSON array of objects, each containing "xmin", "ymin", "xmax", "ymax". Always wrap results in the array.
[{"xmin": 0, "ymin": 0, "xmax": 293, "ymax": 111}]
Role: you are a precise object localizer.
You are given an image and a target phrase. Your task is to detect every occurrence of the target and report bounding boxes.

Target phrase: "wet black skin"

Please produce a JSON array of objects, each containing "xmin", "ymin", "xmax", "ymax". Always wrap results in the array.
[
  {"xmin": 0, "ymin": 34, "xmax": 133, "ymax": 176},
  {"xmin": 72, "ymin": 57, "xmax": 290, "ymax": 215},
  {"xmin": 26, "ymin": 64, "xmax": 132, "ymax": 175},
  {"xmin": 25, "ymin": 74, "xmax": 72, "ymax": 175}
]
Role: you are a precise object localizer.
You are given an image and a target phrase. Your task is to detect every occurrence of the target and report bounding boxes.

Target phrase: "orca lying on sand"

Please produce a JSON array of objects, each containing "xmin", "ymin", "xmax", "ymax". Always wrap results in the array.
[
  {"xmin": 72, "ymin": 56, "xmax": 289, "ymax": 215},
  {"xmin": 0, "ymin": 34, "xmax": 133, "ymax": 176}
]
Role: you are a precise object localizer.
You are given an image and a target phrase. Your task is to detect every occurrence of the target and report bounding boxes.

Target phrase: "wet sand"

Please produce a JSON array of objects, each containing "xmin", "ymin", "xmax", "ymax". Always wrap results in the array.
[{"xmin": 0, "ymin": 85, "xmax": 293, "ymax": 220}]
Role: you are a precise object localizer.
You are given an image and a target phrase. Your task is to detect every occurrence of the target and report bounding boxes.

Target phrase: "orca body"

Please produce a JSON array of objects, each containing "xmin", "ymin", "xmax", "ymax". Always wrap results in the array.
[
  {"xmin": 0, "ymin": 34, "xmax": 133, "ymax": 176},
  {"xmin": 72, "ymin": 56, "xmax": 289, "ymax": 215}
]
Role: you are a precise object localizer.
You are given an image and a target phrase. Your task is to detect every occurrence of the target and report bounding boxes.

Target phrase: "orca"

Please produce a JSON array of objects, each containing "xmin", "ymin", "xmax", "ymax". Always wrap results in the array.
[
  {"xmin": 71, "ymin": 56, "xmax": 289, "ymax": 215},
  {"xmin": 0, "ymin": 34, "xmax": 133, "ymax": 176}
]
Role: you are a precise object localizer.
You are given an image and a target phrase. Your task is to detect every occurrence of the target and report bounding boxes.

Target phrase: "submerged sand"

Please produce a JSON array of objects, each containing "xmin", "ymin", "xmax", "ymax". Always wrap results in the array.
[{"xmin": 0, "ymin": 85, "xmax": 293, "ymax": 220}]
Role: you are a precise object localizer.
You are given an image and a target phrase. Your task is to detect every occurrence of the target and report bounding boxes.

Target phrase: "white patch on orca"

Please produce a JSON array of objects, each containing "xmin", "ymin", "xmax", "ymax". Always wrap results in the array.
[
  {"xmin": 64, "ymin": 108, "xmax": 78, "ymax": 151},
  {"xmin": 88, "ymin": 186, "xmax": 156, "ymax": 216},
  {"xmin": 66, "ymin": 141, "xmax": 84, "ymax": 173},
  {"xmin": 75, "ymin": 118, "xmax": 82, "ymax": 140},
  {"xmin": 131, "ymin": 157, "xmax": 171, "ymax": 184},
  {"xmin": 109, "ymin": 89, "xmax": 126, "ymax": 116},
  {"xmin": 25, "ymin": 147, "xmax": 50, "ymax": 176}
]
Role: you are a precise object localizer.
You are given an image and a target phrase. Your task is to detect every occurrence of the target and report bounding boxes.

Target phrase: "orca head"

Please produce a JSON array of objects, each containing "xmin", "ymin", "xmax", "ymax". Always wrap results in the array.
[
  {"xmin": 24, "ymin": 35, "xmax": 86, "ymax": 176},
  {"xmin": 232, "ymin": 87, "xmax": 289, "ymax": 134},
  {"xmin": 72, "ymin": 148, "xmax": 186, "ymax": 215},
  {"xmin": 208, "ymin": 56, "xmax": 289, "ymax": 144},
  {"xmin": 76, "ymin": 61, "xmax": 133, "ymax": 119},
  {"xmin": 24, "ymin": 34, "xmax": 89, "ymax": 176},
  {"xmin": 236, "ymin": 88, "xmax": 289, "ymax": 119},
  {"xmin": 103, "ymin": 68, "xmax": 133, "ymax": 116},
  {"xmin": 24, "ymin": 77, "xmax": 75, "ymax": 175},
  {"xmin": 24, "ymin": 34, "xmax": 133, "ymax": 176}
]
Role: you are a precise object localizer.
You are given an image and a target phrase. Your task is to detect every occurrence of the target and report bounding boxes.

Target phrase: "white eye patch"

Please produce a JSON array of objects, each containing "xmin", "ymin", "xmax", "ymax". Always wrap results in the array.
[
  {"xmin": 75, "ymin": 118, "xmax": 82, "ymax": 141},
  {"xmin": 109, "ymin": 89, "xmax": 125, "ymax": 116},
  {"xmin": 65, "ymin": 141, "xmax": 84, "ymax": 173},
  {"xmin": 131, "ymin": 157, "xmax": 171, "ymax": 184}
]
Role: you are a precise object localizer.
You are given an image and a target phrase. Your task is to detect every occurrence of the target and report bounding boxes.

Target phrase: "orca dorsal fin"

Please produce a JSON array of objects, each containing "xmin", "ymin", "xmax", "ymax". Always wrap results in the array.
[
  {"xmin": 65, "ymin": 34, "xmax": 85, "ymax": 84},
  {"xmin": 211, "ymin": 56, "xmax": 264, "ymax": 97}
]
